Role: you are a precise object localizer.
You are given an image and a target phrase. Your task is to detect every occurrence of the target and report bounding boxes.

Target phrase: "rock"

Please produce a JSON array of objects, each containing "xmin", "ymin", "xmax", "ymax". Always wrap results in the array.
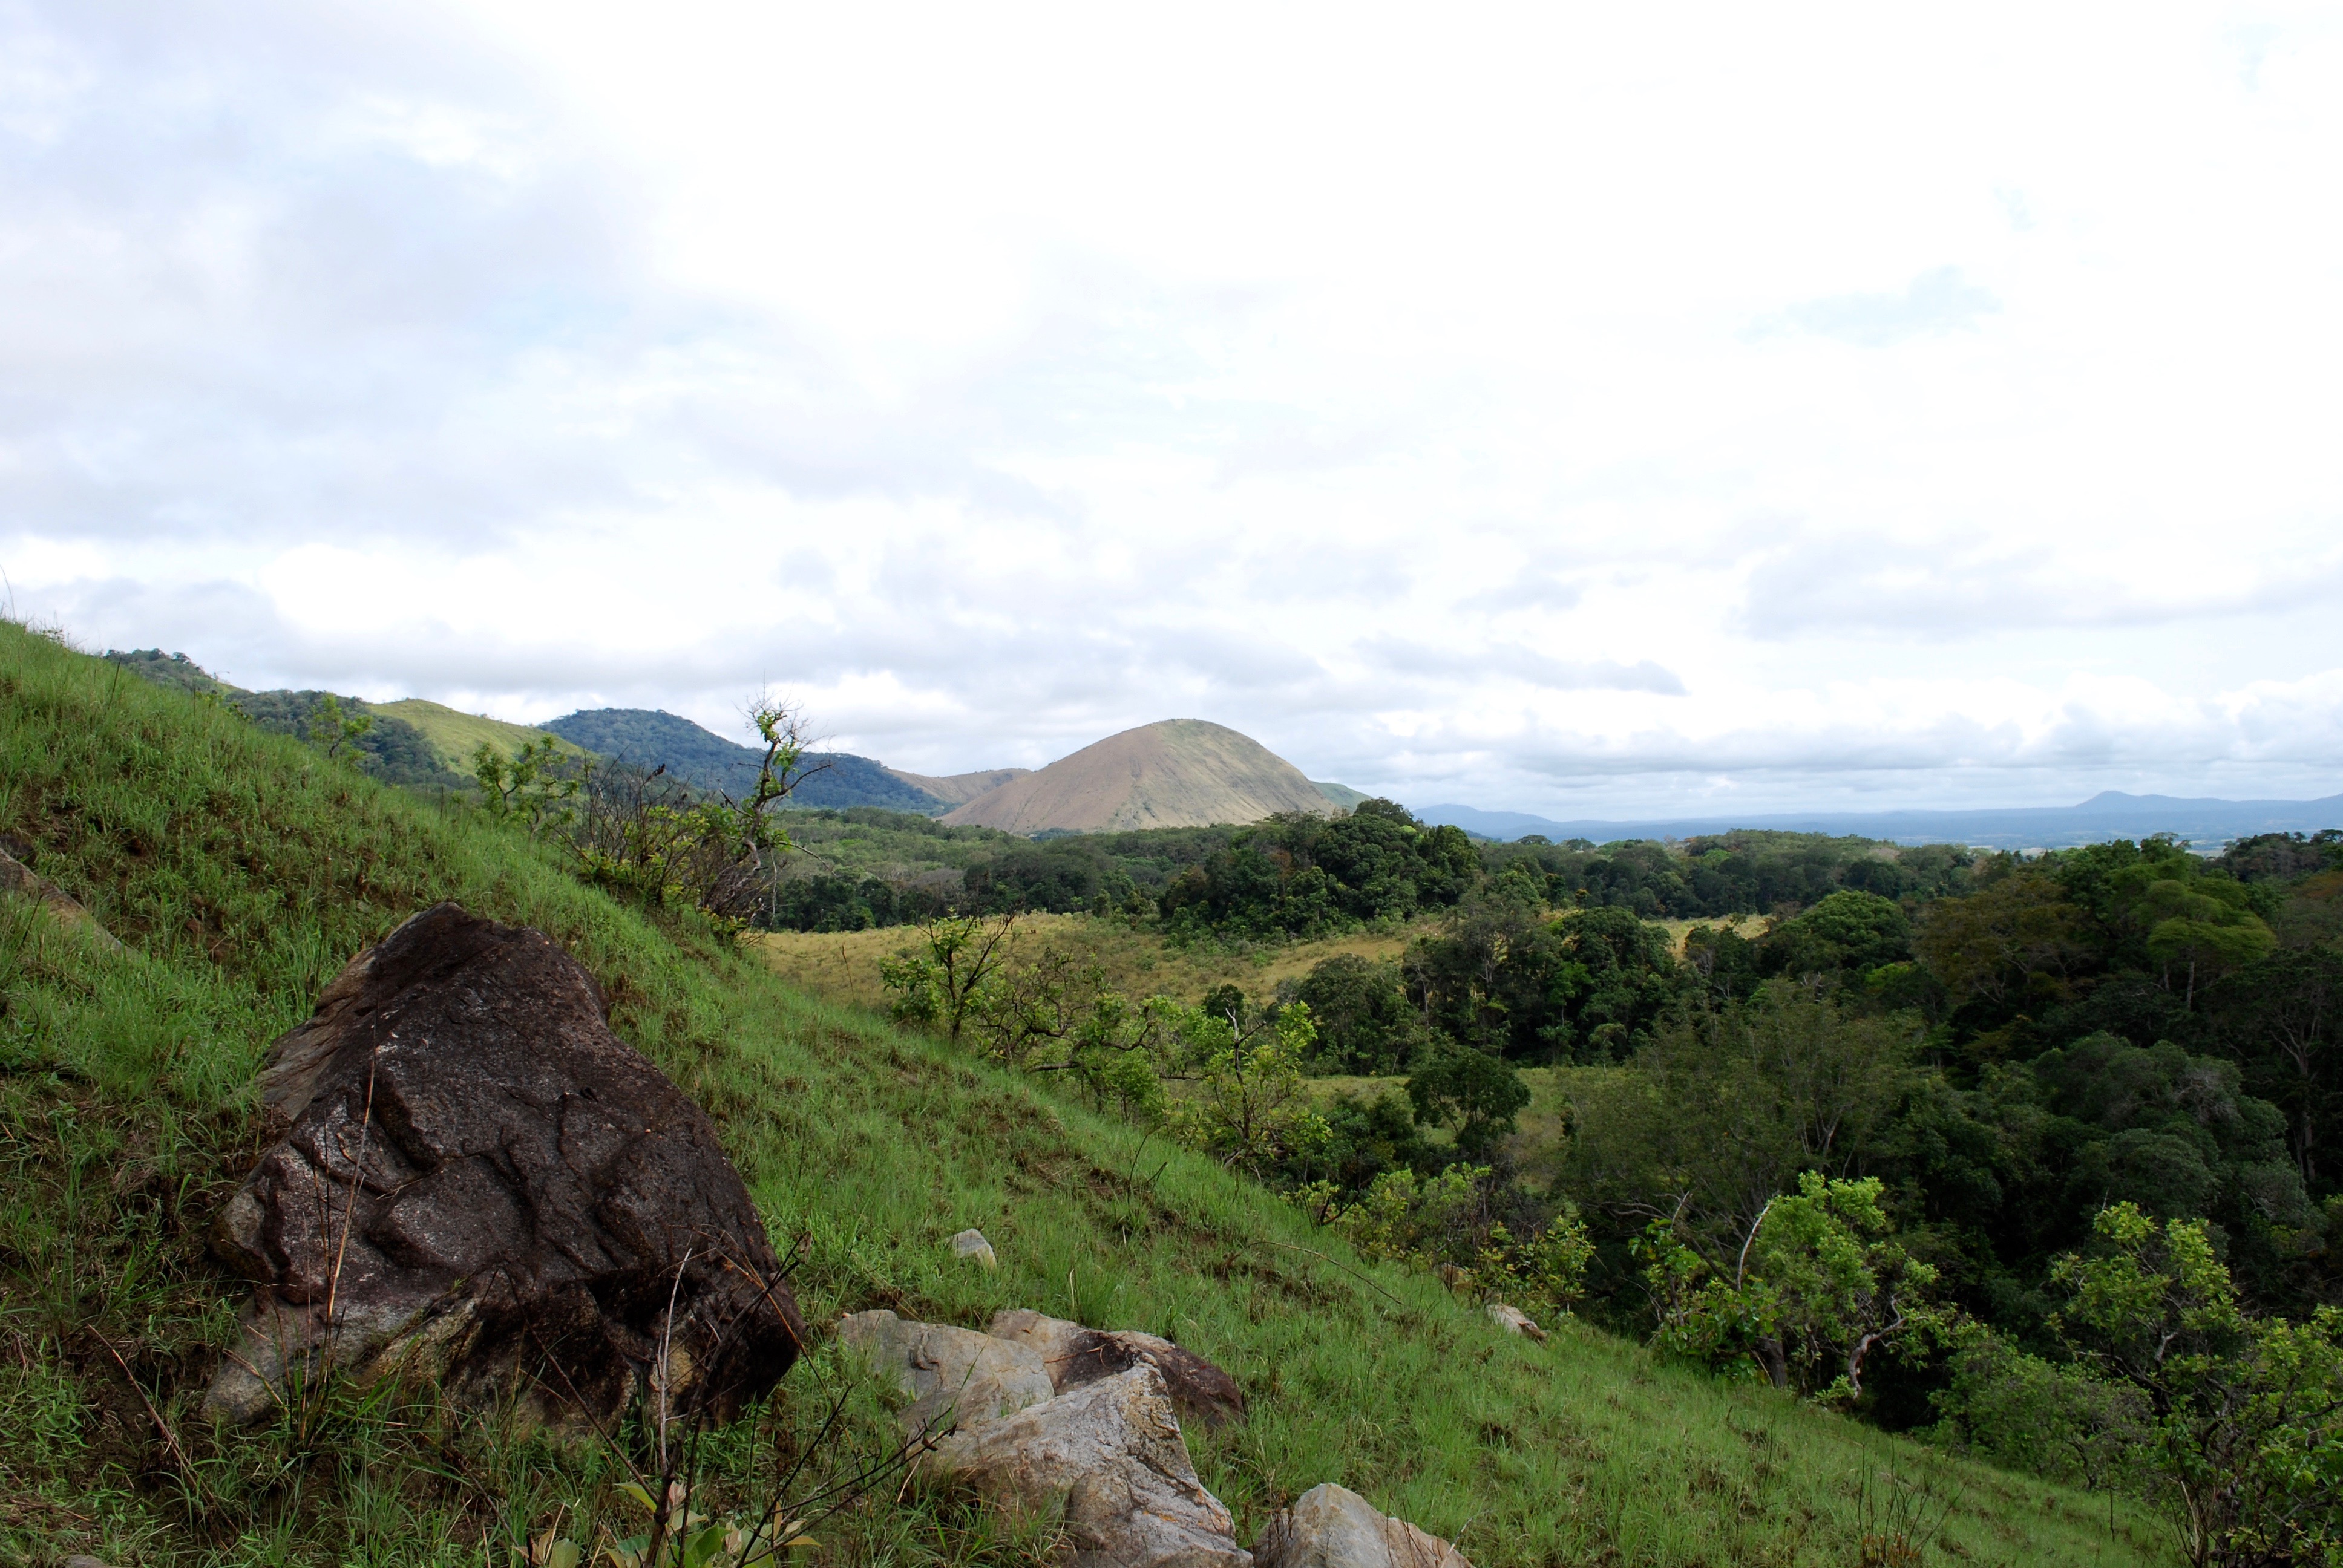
[
  {"xmin": 203, "ymin": 902, "xmax": 805, "ymax": 1427},
  {"xmin": 925, "ymin": 1363, "xmax": 1250, "ymax": 1568},
  {"xmin": 0, "ymin": 844, "xmax": 121, "ymax": 952},
  {"xmin": 1253, "ymin": 1483, "xmax": 1473, "ymax": 1568},
  {"xmin": 1484, "ymin": 1303, "xmax": 1547, "ymax": 1344},
  {"xmin": 989, "ymin": 1308, "xmax": 1245, "ymax": 1429},
  {"xmin": 949, "ymin": 1227, "xmax": 998, "ymax": 1269},
  {"xmin": 63, "ymin": 1556, "xmax": 117, "ymax": 1568},
  {"xmin": 837, "ymin": 1309, "xmax": 1054, "ymax": 1438}
]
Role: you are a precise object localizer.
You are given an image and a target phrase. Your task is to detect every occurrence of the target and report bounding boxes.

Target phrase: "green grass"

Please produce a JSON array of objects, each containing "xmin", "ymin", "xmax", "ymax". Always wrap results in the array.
[
  {"xmin": 370, "ymin": 698, "xmax": 592, "ymax": 774},
  {"xmin": 0, "ymin": 624, "xmax": 2177, "ymax": 1567}
]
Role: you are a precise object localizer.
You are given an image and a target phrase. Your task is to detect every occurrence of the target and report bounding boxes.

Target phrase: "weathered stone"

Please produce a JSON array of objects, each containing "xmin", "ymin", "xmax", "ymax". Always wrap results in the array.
[
  {"xmin": 837, "ymin": 1309, "xmax": 1054, "ymax": 1438},
  {"xmin": 203, "ymin": 902, "xmax": 805, "ymax": 1427},
  {"xmin": 989, "ymin": 1308, "xmax": 1246, "ymax": 1429},
  {"xmin": 925, "ymin": 1364, "xmax": 1250, "ymax": 1568},
  {"xmin": 1253, "ymin": 1483, "xmax": 1472, "ymax": 1568},
  {"xmin": 0, "ymin": 844, "xmax": 120, "ymax": 952},
  {"xmin": 949, "ymin": 1228, "xmax": 998, "ymax": 1270},
  {"xmin": 1484, "ymin": 1304, "xmax": 1547, "ymax": 1344}
]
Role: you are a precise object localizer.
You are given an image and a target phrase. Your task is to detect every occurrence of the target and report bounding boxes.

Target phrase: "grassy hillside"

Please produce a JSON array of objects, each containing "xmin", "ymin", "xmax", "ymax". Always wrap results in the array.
[
  {"xmin": 372, "ymin": 697, "xmax": 594, "ymax": 774},
  {"xmin": 758, "ymin": 915, "xmax": 1428, "ymax": 1016},
  {"xmin": 0, "ymin": 624, "xmax": 2172, "ymax": 1567}
]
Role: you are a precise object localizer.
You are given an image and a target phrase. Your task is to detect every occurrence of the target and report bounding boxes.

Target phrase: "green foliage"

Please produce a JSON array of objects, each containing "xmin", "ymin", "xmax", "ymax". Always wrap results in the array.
[
  {"xmin": 1280, "ymin": 953, "xmax": 1417, "ymax": 1073},
  {"xmin": 1157, "ymin": 800, "xmax": 1478, "ymax": 938},
  {"xmin": 2050, "ymin": 1205, "xmax": 2343, "ymax": 1566},
  {"xmin": 1483, "ymin": 831, "xmax": 1976, "ymax": 920},
  {"xmin": 1310, "ymin": 1163, "xmax": 1593, "ymax": 1318},
  {"xmin": 1406, "ymin": 1048, "xmax": 1532, "ymax": 1160},
  {"xmin": 473, "ymin": 735, "xmax": 582, "ymax": 833},
  {"xmin": 1642, "ymin": 1174, "xmax": 1947, "ymax": 1406},
  {"xmin": 1168, "ymin": 1000, "xmax": 1332, "ymax": 1177}
]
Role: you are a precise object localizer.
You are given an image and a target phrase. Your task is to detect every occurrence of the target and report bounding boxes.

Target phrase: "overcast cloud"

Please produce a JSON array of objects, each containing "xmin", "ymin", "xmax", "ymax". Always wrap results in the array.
[{"xmin": 4, "ymin": 1, "xmax": 2341, "ymax": 815}]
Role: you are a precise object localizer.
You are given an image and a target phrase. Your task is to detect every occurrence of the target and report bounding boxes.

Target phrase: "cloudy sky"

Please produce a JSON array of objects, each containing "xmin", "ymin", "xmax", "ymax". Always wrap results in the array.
[{"xmin": 5, "ymin": 2, "xmax": 2341, "ymax": 816}]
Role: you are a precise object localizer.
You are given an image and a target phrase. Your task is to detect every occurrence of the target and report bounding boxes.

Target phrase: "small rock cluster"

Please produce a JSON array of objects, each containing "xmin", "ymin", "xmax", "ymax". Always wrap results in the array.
[{"xmin": 844, "ymin": 1285, "xmax": 1474, "ymax": 1568}]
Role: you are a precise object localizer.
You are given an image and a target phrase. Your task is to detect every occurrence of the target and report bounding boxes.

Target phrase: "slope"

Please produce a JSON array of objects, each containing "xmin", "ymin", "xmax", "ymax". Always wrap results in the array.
[
  {"xmin": 0, "ymin": 625, "xmax": 2168, "ymax": 1567},
  {"xmin": 884, "ymin": 765, "xmax": 1031, "ymax": 805},
  {"xmin": 943, "ymin": 719, "xmax": 1337, "ymax": 833},
  {"xmin": 374, "ymin": 697, "xmax": 595, "ymax": 775},
  {"xmin": 540, "ymin": 707, "xmax": 946, "ymax": 813}
]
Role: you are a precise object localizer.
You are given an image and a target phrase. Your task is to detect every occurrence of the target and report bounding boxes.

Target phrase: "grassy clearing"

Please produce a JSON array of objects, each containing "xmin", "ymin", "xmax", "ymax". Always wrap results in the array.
[
  {"xmin": 369, "ymin": 698, "xmax": 591, "ymax": 774},
  {"xmin": 756, "ymin": 916, "xmax": 1424, "ymax": 1017},
  {"xmin": 0, "ymin": 625, "xmax": 2174, "ymax": 1567}
]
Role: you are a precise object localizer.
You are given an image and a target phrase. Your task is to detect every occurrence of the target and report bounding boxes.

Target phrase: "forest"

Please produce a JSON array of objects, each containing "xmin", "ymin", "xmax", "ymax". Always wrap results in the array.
[{"xmin": 861, "ymin": 815, "xmax": 2343, "ymax": 1560}]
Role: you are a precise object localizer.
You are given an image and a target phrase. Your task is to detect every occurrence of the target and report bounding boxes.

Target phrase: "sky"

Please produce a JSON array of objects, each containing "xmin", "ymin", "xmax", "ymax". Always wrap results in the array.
[{"xmin": 4, "ymin": 1, "xmax": 2341, "ymax": 817}]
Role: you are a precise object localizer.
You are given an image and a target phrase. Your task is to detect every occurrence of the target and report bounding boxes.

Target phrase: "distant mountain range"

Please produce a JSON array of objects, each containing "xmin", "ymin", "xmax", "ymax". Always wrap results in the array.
[
  {"xmin": 1414, "ymin": 792, "xmax": 2343, "ymax": 851},
  {"xmin": 117, "ymin": 649, "xmax": 2332, "ymax": 849}
]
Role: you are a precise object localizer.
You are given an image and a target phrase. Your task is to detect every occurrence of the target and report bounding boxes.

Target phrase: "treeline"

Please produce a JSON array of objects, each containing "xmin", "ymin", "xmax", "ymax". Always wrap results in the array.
[{"xmin": 762, "ymin": 797, "xmax": 1965, "ymax": 939}]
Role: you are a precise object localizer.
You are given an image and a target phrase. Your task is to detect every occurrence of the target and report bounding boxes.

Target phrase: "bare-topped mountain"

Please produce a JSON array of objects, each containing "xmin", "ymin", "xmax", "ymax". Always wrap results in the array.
[{"xmin": 941, "ymin": 720, "xmax": 1335, "ymax": 833}]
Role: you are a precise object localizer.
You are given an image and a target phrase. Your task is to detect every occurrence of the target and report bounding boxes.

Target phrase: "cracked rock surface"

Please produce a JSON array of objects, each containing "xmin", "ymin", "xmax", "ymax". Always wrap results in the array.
[{"xmin": 205, "ymin": 902, "xmax": 805, "ymax": 1425}]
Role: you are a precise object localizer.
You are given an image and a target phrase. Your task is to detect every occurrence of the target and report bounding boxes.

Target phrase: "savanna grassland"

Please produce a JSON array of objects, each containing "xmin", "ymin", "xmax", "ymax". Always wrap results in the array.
[{"xmin": 0, "ymin": 624, "xmax": 2180, "ymax": 1567}]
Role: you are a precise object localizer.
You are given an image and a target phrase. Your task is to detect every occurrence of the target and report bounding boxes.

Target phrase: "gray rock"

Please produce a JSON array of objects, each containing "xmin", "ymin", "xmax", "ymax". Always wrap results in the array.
[
  {"xmin": 1253, "ymin": 1483, "xmax": 1472, "ymax": 1568},
  {"xmin": 202, "ymin": 903, "xmax": 805, "ymax": 1428},
  {"xmin": 0, "ymin": 846, "xmax": 120, "ymax": 952},
  {"xmin": 1484, "ymin": 1303, "xmax": 1547, "ymax": 1344},
  {"xmin": 989, "ymin": 1308, "xmax": 1246, "ymax": 1428},
  {"xmin": 837, "ymin": 1308, "xmax": 1054, "ymax": 1439},
  {"xmin": 949, "ymin": 1227, "xmax": 998, "ymax": 1270},
  {"xmin": 924, "ymin": 1363, "xmax": 1250, "ymax": 1568}
]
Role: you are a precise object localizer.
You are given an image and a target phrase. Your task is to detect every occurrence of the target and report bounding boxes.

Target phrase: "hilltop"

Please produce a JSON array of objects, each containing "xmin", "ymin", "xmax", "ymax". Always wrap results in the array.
[
  {"xmin": 944, "ymin": 719, "xmax": 1336, "ymax": 832},
  {"xmin": 0, "ymin": 624, "xmax": 2168, "ymax": 1565},
  {"xmin": 539, "ymin": 707, "xmax": 951, "ymax": 813}
]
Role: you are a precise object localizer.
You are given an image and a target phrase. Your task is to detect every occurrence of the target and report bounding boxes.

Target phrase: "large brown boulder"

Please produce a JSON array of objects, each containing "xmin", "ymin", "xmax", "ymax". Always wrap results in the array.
[{"xmin": 203, "ymin": 903, "xmax": 804, "ymax": 1426}]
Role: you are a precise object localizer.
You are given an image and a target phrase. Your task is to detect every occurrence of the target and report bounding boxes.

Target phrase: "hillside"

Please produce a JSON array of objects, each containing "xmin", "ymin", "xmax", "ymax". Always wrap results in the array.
[
  {"xmin": 373, "ymin": 697, "xmax": 594, "ymax": 774},
  {"xmin": 540, "ymin": 707, "xmax": 948, "ymax": 812},
  {"xmin": 0, "ymin": 624, "xmax": 2173, "ymax": 1566},
  {"xmin": 885, "ymin": 764, "xmax": 1031, "ymax": 805},
  {"xmin": 944, "ymin": 719, "xmax": 1337, "ymax": 832}
]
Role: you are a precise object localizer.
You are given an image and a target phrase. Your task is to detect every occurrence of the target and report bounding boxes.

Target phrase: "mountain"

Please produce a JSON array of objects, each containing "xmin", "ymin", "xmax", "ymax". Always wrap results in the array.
[
  {"xmin": 942, "ymin": 719, "xmax": 1335, "ymax": 832},
  {"xmin": 375, "ymin": 698, "xmax": 593, "ymax": 774},
  {"xmin": 884, "ymin": 765, "xmax": 1032, "ymax": 805},
  {"xmin": 538, "ymin": 707, "xmax": 948, "ymax": 812},
  {"xmin": 1415, "ymin": 790, "xmax": 2343, "ymax": 850},
  {"xmin": 1312, "ymin": 779, "xmax": 1371, "ymax": 810}
]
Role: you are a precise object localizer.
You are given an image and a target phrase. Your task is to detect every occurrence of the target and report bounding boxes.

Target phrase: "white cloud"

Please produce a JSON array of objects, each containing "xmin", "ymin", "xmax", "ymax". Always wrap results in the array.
[{"xmin": 2, "ymin": 0, "xmax": 2341, "ymax": 817}]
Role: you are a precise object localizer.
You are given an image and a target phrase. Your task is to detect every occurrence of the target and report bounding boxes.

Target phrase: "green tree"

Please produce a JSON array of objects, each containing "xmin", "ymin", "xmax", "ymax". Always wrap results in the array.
[
  {"xmin": 877, "ymin": 912, "xmax": 1019, "ymax": 1042},
  {"xmin": 1170, "ymin": 999, "xmax": 1331, "ymax": 1177},
  {"xmin": 2050, "ymin": 1203, "xmax": 2343, "ymax": 1566},
  {"xmin": 307, "ymin": 692, "xmax": 373, "ymax": 764},
  {"xmin": 1406, "ymin": 1047, "xmax": 1532, "ymax": 1160},
  {"xmin": 1641, "ymin": 1172, "xmax": 1945, "ymax": 1404}
]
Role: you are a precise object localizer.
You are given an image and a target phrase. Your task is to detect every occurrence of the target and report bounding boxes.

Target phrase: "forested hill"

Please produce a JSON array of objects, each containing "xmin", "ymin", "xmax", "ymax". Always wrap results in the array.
[{"xmin": 537, "ymin": 706, "xmax": 947, "ymax": 813}]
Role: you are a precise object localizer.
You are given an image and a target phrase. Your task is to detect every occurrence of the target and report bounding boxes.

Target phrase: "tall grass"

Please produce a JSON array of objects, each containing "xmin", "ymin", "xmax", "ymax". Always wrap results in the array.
[{"xmin": 0, "ymin": 625, "xmax": 2175, "ymax": 1566}]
